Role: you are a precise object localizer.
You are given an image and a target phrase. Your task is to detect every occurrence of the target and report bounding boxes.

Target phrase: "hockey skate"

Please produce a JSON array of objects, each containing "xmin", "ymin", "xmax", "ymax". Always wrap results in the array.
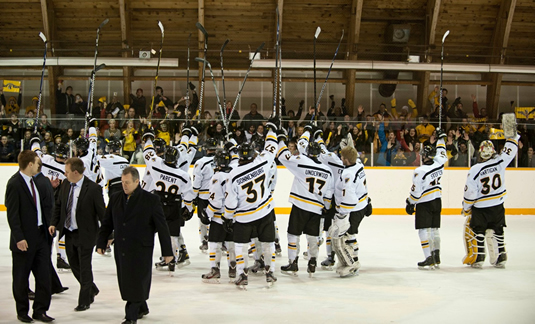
[
  {"xmin": 228, "ymin": 261, "xmax": 237, "ymax": 281},
  {"xmin": 336, "ymin": 264, "xmax": 359, "ymax": 277},
  {"xmin": 57, "ymin": 257, "xmax": 71, "ymax": 272},
  {"xmin": 235, "ymin": 271, "xmax": 248, "ymax": 290},
  {"xmin": 494, "ymin": 253, "xmax": 507, "ymax": 269},
  {"xmin": 471, "ymin": 254, "xmax": 485, "ymax": 269},
  {"xmin": 281, "ymin": 257, "xmax": 299, "ymax": 276},
  {"xmin": 201, "ymin": 267, "xmax": 221, "ymax": 284},
  {"xmin": 307, "ymin": 257, "xmax": 317, "ymax": 277},
  {"xmin": 176, "ymin": 249, "xmax": 191, "ymax": 268},
  {"xmin": 248, "ymin": 258, "xmax": 265, "ymax": 275},
  {"xmin": 155, "ymin": 260, "xmax": 170, "ymax": 271},
  {"xmin": 417, "ymin": 256, "xmax": 436, "ymax": 270},
  {"xmin": 265, "ymin": 266, "xmax": 277, "ymax": 288},
  {"xmin": 199, "ymin": 240, "xmax": 208, "ymax": 253},
  {"xmin": 321, "ymin": 253, "xmax": 336, "ymax": 271},
  {"xmin": 432, "ymin": 250, "xmax": 441, "ymax": 269},
  {"xmin": 168, "ymin": 259, "xmax": 176, "ymax": 276},
  {"xmin": 274, "ymin": 239, "xmax": 282, "ymax": 256}
]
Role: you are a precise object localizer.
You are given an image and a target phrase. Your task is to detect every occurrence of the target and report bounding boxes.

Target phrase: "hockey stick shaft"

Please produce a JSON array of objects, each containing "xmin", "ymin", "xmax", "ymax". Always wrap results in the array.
[
  {"xmin": 149, "ymin": 21, "xmax": 165, "ymax": 120},
  {"xmin": 195, "ymin": 57, "xmax": 226, "ymax": 130},
  {"xmin": 86, "ymin": 18, "xmax": 108, "ymax": 135},
  {"xmin": 35, "ymin": 32, "xmax": 48, "ymax": 133},
  {"xmin": 439, "ymin": 30, "xmax": 450, "ymax": 129},
  {"xmin": 273, "ymin": 7, "xmax": 280, "ymax": 118},
  {"xmin": 220, "ymin": 39, "xmax": 230, "ymax": 122},
  {"xmin": 315, "ymin": 30, "xmax": 344, "ymax": 109},
  {"xmin": 185, "ymin": 33, "xmax": 192, "ymax": 124},
  {"xmin": 196, "ymin": 22, "xmax": 208, "ymax": 118},
  {"xmin": 313, "ymin": 27, "xmax": 321, "ymax": 123}
]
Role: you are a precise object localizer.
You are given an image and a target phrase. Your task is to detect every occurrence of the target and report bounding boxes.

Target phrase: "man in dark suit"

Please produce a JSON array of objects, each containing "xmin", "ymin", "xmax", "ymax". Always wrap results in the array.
[
  {"xmin": 49, "ymin": 157, "xmax": 105, "ymax": 312},
  {"xmin": 5, "ymin": 150, "xmax": 55, "ymax": 323},
  {"xmin": 97, "ymin": 166, "xmax": 173, "ymax": 324}
]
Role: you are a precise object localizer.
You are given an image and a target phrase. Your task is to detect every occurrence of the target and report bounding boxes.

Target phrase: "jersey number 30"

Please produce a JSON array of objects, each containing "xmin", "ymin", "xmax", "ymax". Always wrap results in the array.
[{"xmin": 480, "ymin": 174, "xmax": 501, "ymax": 195}]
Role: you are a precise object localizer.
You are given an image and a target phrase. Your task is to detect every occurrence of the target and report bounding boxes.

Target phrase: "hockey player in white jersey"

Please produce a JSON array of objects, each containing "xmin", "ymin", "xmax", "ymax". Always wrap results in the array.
[
  {"xmin": 73, "ymin": 127, "xmax": 100, "ymax": 183},
  {"xmin": 141, "ymin": 137, "xmax": 166, "ymax": 191},
  {"xmin": 201, "ymin": 149, "xmax": 238, "ymax": 283},
  {"xmin": 193, "ymin": 137, "xmax": 217, "ymax": 252},
  {"xmin": 143, "ymin": 130, "xmax": 195, "ymax": 273},
  {"xmin": 224, "ymin": 118, "xmax": 279, "ymax": 288},
  {"xmin": 462, "ymin": 133, "xmax": 520, "ymax": 268},
  {"xmin": 96, "ymin": 139, "xmax": 129, "ymax": 198},
  {"xmin": 406, "ymin": 128, "xmax": 447, "ymax": 269},
  {"xmin": 30, "ymin": 138, "xmax": 72, "ymax": 272},
  {"xmin": 277, "ymin": 129, "xmax": 334, "ymax": 277}
]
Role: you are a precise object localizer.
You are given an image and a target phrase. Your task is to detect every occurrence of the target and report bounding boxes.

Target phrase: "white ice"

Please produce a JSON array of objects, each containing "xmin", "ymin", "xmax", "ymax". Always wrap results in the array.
[{"xmin": 1, "ymin": 213, "xmax": 534, "ymax": 324}]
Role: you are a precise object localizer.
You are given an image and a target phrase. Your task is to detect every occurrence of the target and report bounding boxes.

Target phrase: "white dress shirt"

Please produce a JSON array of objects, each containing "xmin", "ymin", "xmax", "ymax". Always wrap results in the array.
[
  {"xmin": 67, "ymin": 176, "xmax": 85, "ymax": 231},
  {"xmin": 20, "ymin": 172, "xmax": 43, "ymax": 226}
]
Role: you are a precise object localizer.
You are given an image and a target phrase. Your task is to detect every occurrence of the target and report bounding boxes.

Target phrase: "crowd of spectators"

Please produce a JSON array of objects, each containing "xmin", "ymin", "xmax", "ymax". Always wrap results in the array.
[{"xmin": 1, "ymin": 83, "xmax": 534, "ymax": 168}]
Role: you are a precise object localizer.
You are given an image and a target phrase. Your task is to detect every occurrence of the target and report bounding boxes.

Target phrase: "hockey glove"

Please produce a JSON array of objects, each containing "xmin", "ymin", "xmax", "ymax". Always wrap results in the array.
[
  {"xmin": 182, "ymin": 209, "xmax": 194, "ymax": 221},
  {"xmin": 266, "ymin": 117, "xmax": 279, "ymax": 132},
  {"xmin": 199, "ymin": 209, "xmax": 210, "ymax": 225},
  {"xmin": 142, "ymin": 128, "xmax": 155, "ymax": 141},
  {"xmin": 405, "ymin": 198, "xmax": 415, "ymax": 215},
  {"xmin": 224, "ymin": 141, "xmax": 237, "ymax": 152},
  {"xmin": 303, "ymin": 123, "xmax": 313, "ymax": 133},
  {"xmin": 182, "ymin": 127, "xmax": 192, "ymax": 137},
  {"xmin": 313, "ymin": 126, "xmax": 323, "ymax": 140},
  {"xmin": 436, "ymin": 128, "xmax": 447, "ymax": 140},
  {"xmin": 86, "ymin": 116, "xmax": 97, "ymax": 128},
  {"xmin": 223, "ymin": 217, "xmax": 234, "ymax": 233},
  {"xmin": 30, "ymin": 135, "xmax": 41, "ymax": 146},
  {"xmin": 277, "ymin": 129, "xmax": 288, "ymax": 143},
  {"xmin": 191, "ymin": 123, "xmax": 204, "ymax": 136},
  {"xmin": 365, "ymin": 197, "xmax": 373, "ymax": 217}
]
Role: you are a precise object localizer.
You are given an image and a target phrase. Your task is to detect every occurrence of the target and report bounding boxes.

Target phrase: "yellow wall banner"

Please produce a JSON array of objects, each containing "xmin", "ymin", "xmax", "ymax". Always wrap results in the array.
[
  {"xmin": 2, "ymin": 80, "xmax": 21, "ymax": 93},
  {"xmin": 488, "ymin": 128, "xmax": 505, "ymax": 140},
  {"xmin": 515, "ymin": 107, "xmax": 535, "ymax": 119}
]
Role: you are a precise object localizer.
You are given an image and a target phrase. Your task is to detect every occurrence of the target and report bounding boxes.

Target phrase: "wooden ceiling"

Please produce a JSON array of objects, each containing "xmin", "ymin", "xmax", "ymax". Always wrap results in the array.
[{"xmin": 1, "ymin": 0, "xmax": 534, "ymax": 69}]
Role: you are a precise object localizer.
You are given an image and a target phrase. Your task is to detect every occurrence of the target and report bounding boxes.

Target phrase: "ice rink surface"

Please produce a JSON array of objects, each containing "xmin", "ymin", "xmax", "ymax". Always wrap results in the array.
[{"xmin": 1, "ymin": 212, "xmax": 534, "ymax": 324}]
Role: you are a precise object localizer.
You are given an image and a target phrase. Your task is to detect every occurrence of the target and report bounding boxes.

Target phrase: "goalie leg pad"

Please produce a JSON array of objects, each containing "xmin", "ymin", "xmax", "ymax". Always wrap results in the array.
[
  {"xmin": 471, "ymin": 233, "xmax": 486, "ymax": 268},
  {"xmin": 462, "ymin": 216, "xmax": 478, "ymax": 265},
  {"xmin": 486, "ymin": 230, "xmax": 506, "ymax": 267}
]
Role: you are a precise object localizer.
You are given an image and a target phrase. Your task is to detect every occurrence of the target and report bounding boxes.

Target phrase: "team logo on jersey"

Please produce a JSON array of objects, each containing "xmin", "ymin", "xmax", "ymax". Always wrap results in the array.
[
  {"xmin": 344, "ymin": 178, "xmax": 350, "ymax": 183},
  {"xmin": 212, "ymin": 179, "xmax": 218, "ymax": 184}
]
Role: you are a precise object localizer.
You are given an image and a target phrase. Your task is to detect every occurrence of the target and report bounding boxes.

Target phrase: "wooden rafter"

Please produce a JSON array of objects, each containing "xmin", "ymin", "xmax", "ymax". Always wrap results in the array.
[{"xmin": 345, "ymin": 0, "xmax": 363, "ymax": 115}]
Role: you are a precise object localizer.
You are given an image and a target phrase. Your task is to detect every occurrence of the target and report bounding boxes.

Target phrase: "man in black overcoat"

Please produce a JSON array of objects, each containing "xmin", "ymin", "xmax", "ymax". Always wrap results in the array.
[{"xmin": 97, "ymin": 166, "xmax": 173, "ymax": 324}]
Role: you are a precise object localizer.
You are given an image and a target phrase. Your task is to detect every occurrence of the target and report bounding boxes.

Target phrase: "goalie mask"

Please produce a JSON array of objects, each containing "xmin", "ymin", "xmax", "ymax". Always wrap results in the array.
[
  {"xmin": 163, "ymin": 146, "xmax": 179, "ymax": 165},
  {"xmin": 307, "ymin": 142, "xmax": 322, "ymax": 158},
  {"xmin": 479, "ymin": 140, "xmax": 496, "ymax": 160},
  {"xmin": 153, "ymin": 138, "xmax": 166, "ymax": 155}
]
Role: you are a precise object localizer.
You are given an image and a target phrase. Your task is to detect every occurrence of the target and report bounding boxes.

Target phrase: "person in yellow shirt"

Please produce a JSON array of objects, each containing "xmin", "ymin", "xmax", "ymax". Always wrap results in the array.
[
  {"xmin": 415, "ymin": 116, "xmax": 435, "ymax": 143},
  {"xmin": 122, "ymin": 120, "xmax": 138, "ymax": 161},
  {"xmin": 156, "ymin": 122, "xmax": 171, "ymax": 145}
]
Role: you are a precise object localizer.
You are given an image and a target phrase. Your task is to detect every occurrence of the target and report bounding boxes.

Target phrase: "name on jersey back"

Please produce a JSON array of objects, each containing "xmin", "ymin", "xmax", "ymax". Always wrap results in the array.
[
  {"xmin": 305, "ymin": 169, "xmax": 328, "ymax": 179},
  {"xmin": 236, "ymin": 168, "xmax": 264, "ymax": 185},
  {"xmin": 160, "ymin": 174, "xmax": 178, "ymax": 184}
]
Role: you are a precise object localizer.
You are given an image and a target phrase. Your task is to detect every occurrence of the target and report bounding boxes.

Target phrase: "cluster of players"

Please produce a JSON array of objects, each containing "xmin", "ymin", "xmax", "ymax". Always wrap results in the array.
[{"xmin": 32, "ymin": 113, "xmax": 520, "ymax": 289}]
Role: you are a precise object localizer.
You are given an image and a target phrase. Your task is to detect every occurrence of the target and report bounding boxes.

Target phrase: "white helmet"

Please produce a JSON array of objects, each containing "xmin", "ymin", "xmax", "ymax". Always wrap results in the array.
[{"xmin": 479, "ymin": 140, "xmax": 496, "ymax": 160}]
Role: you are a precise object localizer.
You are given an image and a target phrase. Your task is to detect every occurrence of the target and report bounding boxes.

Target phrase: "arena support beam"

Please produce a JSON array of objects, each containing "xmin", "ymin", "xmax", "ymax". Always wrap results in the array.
[{"xmin": 344, "ymin": 0, "xmax": 363, "ymax": 116}]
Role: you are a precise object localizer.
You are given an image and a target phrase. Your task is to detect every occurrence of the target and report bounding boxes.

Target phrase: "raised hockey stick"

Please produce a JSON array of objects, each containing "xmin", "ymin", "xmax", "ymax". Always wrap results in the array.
[
  {"xmin": 277, "ymin": 11, "xmax": 283, "ymax": 124},
  {"xmin": 148, "ymin": 20, "xmax": 165, "ymax": 121},
  {"xmin": 34, "ymin": 32, "xmax": 48, "ymax": 133},
  {"xmin": 185, "ymin": 33, "xmax": 192, "ymax": 125},
  {"xmin": 84, "ymin": 63, "xmax": 106, "ymax": 133},
  {"xmin": 315, "ymin": 29, "xmax": 344, "ymax": 110},
  {"xmin": 195, "ymin": 57, "xmax": 226, "ymax": 131},
  {"xmin": 273, "ymin": 7, "xmax": 280, "ymax": 119},
  {"xmin": 227, "ymin": 42, "xmax": 265, "ymax": 129},
  {"xmin": 439, "ymin": 30, "xmax": 450, "ymax": 129},
  {"xmin": 313, "ymin": 27, "xmax": 321, "ymax": 124},
  {"xmin": 196, "ymin": 22, "xmax": 209, "ymax": 119},
  {"xmin": 85, "ymin": 18, "xmax": 109, "ymax": 135},
  {"xmin": 220, "ymin": 39, "xmax": 230, "ymax": 122}
]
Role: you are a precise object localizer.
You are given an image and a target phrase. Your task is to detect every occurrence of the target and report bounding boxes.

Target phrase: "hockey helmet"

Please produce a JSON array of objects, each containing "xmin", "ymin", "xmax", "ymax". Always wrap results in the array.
[
  {"xmin": 204, "ymin": 138, "xmax": 218, "ymax": 150},
  {"xmin": 214, "ymin": 149, "xmax": 231, "ymax": 169},
  {"xmin": 107, "ymin": 139, "xmax": 122, "ymax": 154},
  {"xmin": 54, "ymin": 143, "xmax": 70, "ymax": 159},
  {"xmin": 307, "ymin": 141, "xmax": 322, "ymax": 158},
  {"xmin": 422, "ymin": 144, "xmax": 436, "ymax": 161},
  {"xmin": 153, "ymin": 138, "xmax": 166, "ymax": 154},
  {"xmin": 163, "ymin": 146, "xmax": 180, "ymax": 165},
  {"xmin": 252, "ymin": 136, "xmax": 265, "ymax": 152},
  {"xmin": 73, "ymin": 137, "xmax": 89, "ymax": 154},
  {"xmin": 479, "ymin": 140, "xmax": 496, "ymax": 160},
  {"xmin": 238, "ymin": 142, "xmax": 255, "ymax": 161}
]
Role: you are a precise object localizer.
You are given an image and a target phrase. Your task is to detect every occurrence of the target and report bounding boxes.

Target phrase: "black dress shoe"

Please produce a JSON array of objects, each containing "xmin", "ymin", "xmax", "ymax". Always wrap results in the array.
[
  {"xmin": 137, "ymin": 310, "xmax": 149, "ymax": 319},
  {"xmin": 52, "ymin": 287, "xmax": 68, "ymax": 294},
  {"xmin": 17, "ymin": 314, "xmax": 34, "ymax": 323},
  {"xmin": 31, "ymin": 313, "xmax": 54, "ymax": 322},
  {"xmin": 121, "ymin": 320, "xmax": 136, "ymax": 324},
  {"xmin": 74, "ymin": 304, "xmax": 90, "ymax": 312}
]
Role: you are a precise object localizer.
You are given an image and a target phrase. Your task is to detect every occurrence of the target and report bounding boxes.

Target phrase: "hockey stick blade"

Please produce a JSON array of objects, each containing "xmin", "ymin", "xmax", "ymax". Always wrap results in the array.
[
  {"xmin": 158, "ymin": 20, "xmax": 164, "ymax": 34},
  {"xmin": 99, "ymin": 18, "xmax": 109, "ymax": 30},
  {"xmin": 442, "ymin": 30, "xmax": 450, "ymax": 43},
  {"xmin": 315, "ymin": 27, "xmax": 321, "ymax": 39},
  {"xmin": 195, "ymin": 57, "xmax": 211, "ymax": 68},
  {"xmin": 196, "ymin": 22, "xmax": 208, "ymax": 38},
  {"xmin": 39, "ymin": 32, "xmax": 47, "ymax": 43},
  {"xmin": 95, "ymin": 63, "xmax": 106, "ymax": 72},
  {"xmin": 221, "ymin": 39, "xmax": 230, "ymax": 51}
]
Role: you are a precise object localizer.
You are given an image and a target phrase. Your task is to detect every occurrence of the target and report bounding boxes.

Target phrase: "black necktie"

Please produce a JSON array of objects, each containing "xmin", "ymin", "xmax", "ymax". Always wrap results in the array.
[
  {"xmin": 29, "ymin": 179, "xmax": 36, "ymax": 206},
  {"xmin": 65, "ymin": 183, "xmax": 76, "ymax": 229}
]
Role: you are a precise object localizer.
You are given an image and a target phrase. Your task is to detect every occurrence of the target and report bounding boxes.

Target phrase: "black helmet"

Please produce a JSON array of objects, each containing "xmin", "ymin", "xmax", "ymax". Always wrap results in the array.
[
  {"xmin": 214, "ymin": 149, "xmax": 231, "ymax": 170},
  {"xmin": 252, "ymin": 136, "xmax": 265, "ymax": 152},
  {"xmin": 163, "ymin": 146, "xmax": 179, "ymax": 165},
  {"xmin": 422, "ymin": 144, "xmax": 436, "ymax": 161},
  {"xmin": 73, "ymin": 137, "xmax": 89, "ymax": 154},
  {"xmin": 307, "ymin": 141, "xmax": 322, "ymax": 158},
  {"xmin": 204, "ymin": 138, "xmax": 218, "ymax": 150},
  {"xmin": 153, "ymin": 138, "xmax": 166, "ymax": 154},
  {"xmin": 107, "ymin": 140, "xmax": 122, "ymax": 153},
  {"xmin": 238, "ymin": 142, "xmax": 255, "ymax": 161},
  {"xmin": 54, "ymin": 143, "xmax": 70, "ymax": 159}
]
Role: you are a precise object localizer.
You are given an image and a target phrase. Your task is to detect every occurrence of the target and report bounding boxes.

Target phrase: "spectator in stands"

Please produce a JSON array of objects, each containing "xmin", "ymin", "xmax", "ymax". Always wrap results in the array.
[
  {"xmin": 22, "ymin": 130, "xmax": 32, "ymax": 150},
  {"xmin": 36, "ymin": 114, "xmax": 52, "ymax": 137},
  {"xmin": 286, "ymin": 120, "xmax": 297, "ymax": 140},
  {"xmin": 355, "ymin": 105, "xmax": 367, "ymax": 125},
  {"xmin": 450, "ymin": 132, "xmax": 474, "ymax": 166},
  {"xmin": 448, "ymin": 98, "xmax": 467, "ymax": 122},
  {"xmin": 0, "ymin": 88, "xmax": 22, "ymax": 116},
  {"xmin": 373, "ymin": 102, "xmax": 391, "ymax": 119},
  {"xmin": 56, "ymin": 82, "xmax": 75, "ymax": 115},
  {"xmin": 23, "ymin": 110, "xmax": 36, "ymax": 130},
  {"xmin": 122, "ymin": 120, "xmax": 138, "ymax": 161},
  {"xmin": 520, "ymin": 145, "xmax": 535, "ymax": 167},
  {"xmin": 327, "ymin": 96, "xmax": 346, "ymax": 122},
  {"xmin": 297, "ymin": 104, "xmax": 325, "ymax": 122},
  {"xmin": 104, "ymin": 119, "xmax": 121, "ymax": 141},
  {"xmin": 352, "ymin": 125, "xmax": 368, "ymax": 153},
  {"xmin": 130, "ymin": 88, "xmax": 147, "ymax": 117},
  {"xmin": 415, "ymin": 115, "xmax": 435, "ymax": 143},
  {"xmin": 232, "ymin": 126, "xmax": 246, "ymax": 145},
  {"xmin": 40, "ymin": 131, "xmax": 54, "ymax": 153},
  {"xmin": 156, "ymin": 122, "xmax": 171, "ymax": 145},
  {"xmin": 241, "ymin": 103, "xmax": 264, "ymax": 132},
  {"xmin": 106, "ymin": 94, "xmax": 125, "ymax": 127},
  {"xmin": 392, "ymin": 149, "xmax": 409, "ymax": 166},
  {"xmin": 401, "ymin": 127, "xmax": 418, "ymax": 152},
  {"xmin": 6, "ymin": 114, "xmax": 22, "ymax": 145},
  {"xmin": 245, "ymin": 124, "xmax": 255, "ymax": 143},
  {"xmin": 225, "ymin": 100, "xmax": 241, "ymax": 129},
  {"xmin": 62, "ymin": 128, "xmax": 76, "ymax": 143},
  {"xmin": 410, "ymin": 142, "xmax": 422, "ymax": 166},
  {"xmin": 377, "ymin": 117, "xmax": 400, "ymax": 166},
  {"xmin": 25, "ymin": 96, "xmax": 39, "ymax": 115},
  {"xmin": 0, "ymin": 135, "xmax": 15, "ymax": 162}
]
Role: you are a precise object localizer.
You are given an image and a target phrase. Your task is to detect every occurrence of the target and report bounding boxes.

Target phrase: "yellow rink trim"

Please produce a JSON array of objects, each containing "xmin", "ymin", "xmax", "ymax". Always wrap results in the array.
[{"xmin": 1, "ymin": 205, "xmax": 533, "ymax": 215}]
